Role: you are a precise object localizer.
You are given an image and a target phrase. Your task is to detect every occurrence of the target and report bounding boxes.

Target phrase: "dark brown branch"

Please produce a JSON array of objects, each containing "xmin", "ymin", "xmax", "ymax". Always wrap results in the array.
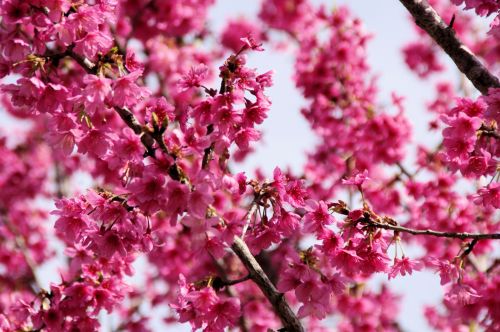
[
  {"xmin": 222, "ymin": 274, "xmax": 251, "ymax": 286},
  {"xmin": 115, "ymin": 107, "xmax": 143, "ymax": 135},
  {"xmin": 54, "ymin": 162, "xmax": 66, "ymax": 198},
  {"xmin": 460, "ymin": 239, "xmax": 479, "ymax": 258},
  {"xmin": 231, "ymin": 236, "xmax": 304, "ymax": 332},
  {"xmin": 201, "ymin": 125, "xmax": 214, "ymax": 170},
  {"xmin": 66, "ymin": 49, "xmax": 97, "ymax": 75},
  {"xmin": 332, "ymin": 203, "xmax": 500, "ymax": 241},
  {"xmin": 399, "ymin": 0, "xmax": 500, "ymax": 94},
  {"xmin": 368, "ymin": 221, "xmax": 500, "ymax": 240}
]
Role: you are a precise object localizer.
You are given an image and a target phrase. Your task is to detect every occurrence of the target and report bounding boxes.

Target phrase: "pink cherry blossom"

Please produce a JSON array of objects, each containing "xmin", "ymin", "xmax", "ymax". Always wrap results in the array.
[
  {"xmin": 388, "ymin": 256, "xmax": 423, "ymax": 279},
  {"xmin": 0, "ymin": 1, "xmax": 499, "ymax": 331}
]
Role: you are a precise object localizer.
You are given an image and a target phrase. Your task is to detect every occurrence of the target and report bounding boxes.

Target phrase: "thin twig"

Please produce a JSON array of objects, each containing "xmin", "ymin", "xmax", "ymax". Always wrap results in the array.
[
  {"xmin": 396, "ymin": 162, "xmax": 412, "ymax": 179},
  {"xmin": 399, "ymin": 0, "xmax": 500, "ymax": 94},
  {"xmin": 367, "ymin": 221, "xmax": 500, "ymax": 240},
  {"xmin": 223, "ymin": 274, "xmax": 251, "ymax": 286}
]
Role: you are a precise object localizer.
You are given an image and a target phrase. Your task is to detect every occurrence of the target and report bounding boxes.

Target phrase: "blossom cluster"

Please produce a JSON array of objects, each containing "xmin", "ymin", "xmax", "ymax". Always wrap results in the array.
[{"xmin": 0, "ymin": 0, "xmax": 498, "ymax": 331}]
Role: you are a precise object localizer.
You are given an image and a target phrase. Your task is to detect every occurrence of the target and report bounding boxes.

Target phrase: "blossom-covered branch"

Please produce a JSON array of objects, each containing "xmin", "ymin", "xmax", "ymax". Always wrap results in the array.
[{"xmin": 399, "ymin": 0, "xmax": 500, "ymax": 94}]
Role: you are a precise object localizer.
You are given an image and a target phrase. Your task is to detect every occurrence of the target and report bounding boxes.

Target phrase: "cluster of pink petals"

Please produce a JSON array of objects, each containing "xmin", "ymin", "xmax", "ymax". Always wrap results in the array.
[{"xmin": 0, "ymin": 0, "xmax": 498, "ymax": 331}]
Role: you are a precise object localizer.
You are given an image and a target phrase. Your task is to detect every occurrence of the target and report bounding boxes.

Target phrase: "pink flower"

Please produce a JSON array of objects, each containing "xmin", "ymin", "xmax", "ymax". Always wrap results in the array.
[
  {"xmin": 272, "ymin": 166, "xmax": 287, "ymax": 198},
  {"xmin": 234, "ymin": 127, "xmax": 260, "ymax": 149},
  {"xmin": 42, "ymin": 309, "xmax": 63, "ymax": 331},
  {"xmin": 318, "ymin": 228, "xmax": 344, "ymax": 256},
  {"xmin": 125, "ymin": 49, "xmax": 144, "ymax": 72},
  {"xmin": 246, "ymin": 222, "xmax": 281, "ymax": 252},
  {"xmin": 107, "ymin": 127, "xmax": 144, "ymax": 169},
  {"xmin": 277, "ymin": 209, "xmax": 301, "ymax": 236},
  {"xmin": 442, "ymin": 113, "xmax": 481, "ymax": 139},
  {"xmin": 2, "ymin": 37, "xmax": 31, "ymax": 62},
  {"xmin": 206, "ymin": 297, "xmax": 241, "ymax": 331},
  {"xmin": 427, "ymin": 257, "xmax": 460, "ymax": 285},
  {"xmin": 342, "ymin": 169, "xmax": 369, "ymax": 187},
  {"xmin": 63, "ymin": 282, "xmax": 94, "ymax": 306},
  {"xmin": 91, "ymin": 230, "xmax": 127, "ymax": 258},
  {"xmin": 187, "ymin": 183, "xmax": 213, "ymax": 218},
  {"xmin": 388, "ymin": 256, "xmax": 423, "ymax": 279},
  {"xmin": 277, "ymin": 268, "xmax": 303, "ymax": 293},
  {"xmin": 284, "ymin": 179, "xmax": 307, "ymax": 208},
  {"xmin": 221, "ymin": 19, "xmax": 262, "ymax": 52},
  {"xmin": 473, "ymin": 183, "xmax": 500, "ymax": 209},
  {"xmin": 128, "ymin": 171, "xmax": 168, "ymax": 214},
  {"xmin": 78, "ymin": 129, "xmax": 111, "ymax": 158},
  {"xmin": 145, "ymin": 97, "xmax": 175, "ymax": 124},
  {"xmin": 331, "ymin": 247, "xmax": 364, "ymax": 276},
  {"xmin": 68, "ymin": 4, "xmax": 105, "ymax": 34},
  {"xmin": 460, "ymin": 150, "xmax": 493, "ymax": 178},
  {"xmin": 259, "ymin": 0, "xmax": 315, "ymax": 35},
  {"xmin": 52, "ymin": 197, "xmax": 89, "ymax": 244},
  {"xmin": 112, "ymin": 70, "xmax": 151, "ymax": 108},
  {"xmin": 1, "ymin": 0, "xmax": 30, "ymax": 25},
  {"xmin": 441, "ymin": 113, "xmax": 481, "ymax": 162},
  {"xmin": 324, "ymin": 273, "xmax": 347, "ymax": 296},
  {"xmin": 179, "ymin": 64, "xmax": 209, "ymax": 91},
  {"xmin": 452, "ymin": 0, "xmax": 500, "ymax": 17},
  {"xmin": 80, "ymin": 74, "xmax": 112, "ymax": 115},
  {"xmin": 444, "ymin": 283, "xmax": 481, "ymax": 306},
  {"xmin": 2, "ymin": 77, "xmax": 45, "ymax": 112},
  {"xmin": 213, "ymin": 104, "xmax": 241, "ymax": 133},
  {"xmin": 402, "ymin": 40, "xmax": 443, "ymax": 78},
  {"xmin": 240, "ymin": 36, "xmax": 264, "ymax": 51},
  {"xmin": 483, "ymin": 87, "xmax": 500, "ymax": 123},
  {"xmin": 303, "ymin": 200, "xmax": 333, "ymax": 233},
  {"xmin": 295, "ymin": 274, "xmax": 330, "ymax": 319},
  {"xmin": 348, "ymin": 209, "xmax": 364, "ymax": 221},
  {"xmin": 256, "ymin": 70, "xmax": 274, "ymax": 88},
  {"xmin": 186, "ymin": 287, "xmax": 218, "ymax": 311},
  {"xmin": 165, "ymin": 181, "xmax": 189, "ymax": 224},
  {"xmin": 38, "ymin": 83, "xmax": 69, "ymax": 113},
  {"xmin": 450, "ymin": 97, "xmax": 486, "ymax": 117},
  {"xmin": 74, "ymin": 31, "xmax": 113, "ymax": 60}
]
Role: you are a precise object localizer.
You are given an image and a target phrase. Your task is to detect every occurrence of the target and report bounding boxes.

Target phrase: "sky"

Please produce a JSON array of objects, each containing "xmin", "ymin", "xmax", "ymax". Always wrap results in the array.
[{"xmin": 13, "ymin": 0, "xmax": 488, "ymax": 331}]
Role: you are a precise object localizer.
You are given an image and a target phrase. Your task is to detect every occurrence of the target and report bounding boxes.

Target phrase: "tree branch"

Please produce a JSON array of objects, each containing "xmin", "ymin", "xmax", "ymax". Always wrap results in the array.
[
  {"xmin": 241, "ymin": 199, "xmax": 259, "ymax": 239},
  {"xmin": 399, "ymin": 0, "xmax": 500, "ymax": 94},
  {"xmin": 114, "ymin": 107, "xmax": 143, "ymax": 135},
  {"xmin": 231, "ymin": 236, "xmax": 304, "ymax": 332},
  {"xmin": 367, "ymin": 220, "xmax": 500, "ymax": 240},
  {"xmin": 221, "ymin": 274, "xmax": 252, "ymax": 286}
]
